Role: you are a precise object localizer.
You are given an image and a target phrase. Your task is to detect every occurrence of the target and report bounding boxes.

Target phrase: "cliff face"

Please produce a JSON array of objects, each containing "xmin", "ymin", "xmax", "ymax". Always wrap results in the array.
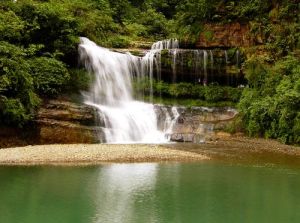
[
  {"xmin": 197, "ymin": 23, "xmax": 253, "ymax": 48},
  {"xmin": 0, "ymin": 100, "xmax": 239, "ymax": 147},
  {"xmin": 155, "ymin": 106, "xmax": 238, "ymax": 143},
  {"xmin": 0, "ymin": 100, "xmax": 100, "ymax": 148},
  {"xmin": 36, "ymin": 100, "xmax": 101, "ymax": 144},
  {"xmin": 159, "ymin": 48, "xmax": 245, "ymax": 86}
]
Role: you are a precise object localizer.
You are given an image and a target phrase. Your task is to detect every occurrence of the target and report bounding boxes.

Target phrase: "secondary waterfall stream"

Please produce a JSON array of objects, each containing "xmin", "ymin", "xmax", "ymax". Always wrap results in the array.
[{"xmin": 79, "ymin": 37, "xmax": 179, "ymax": 143}]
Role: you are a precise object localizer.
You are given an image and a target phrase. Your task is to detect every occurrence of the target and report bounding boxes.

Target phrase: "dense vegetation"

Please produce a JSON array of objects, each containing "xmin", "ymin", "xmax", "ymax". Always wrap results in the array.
[
  {"xmin": 0, "ymin": 0, "xmax": 299, "ymax": 144},
  {"xmin": 134, "ymin": 80, "xmax": 242, "ymax": 104},
  {"xmin": 238, "ymin": 56, "xmax": 300, "ymax": 144}
]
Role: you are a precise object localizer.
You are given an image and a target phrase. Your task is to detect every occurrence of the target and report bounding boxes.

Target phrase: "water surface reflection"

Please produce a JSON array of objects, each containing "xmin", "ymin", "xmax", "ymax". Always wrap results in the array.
[
  {"xmin": 0, "ymin": 162, "xmax": 300, "ymax": 223},
  {"xmin": 93, "ymin": 163, "xmax": 160, "ymax": 223}
]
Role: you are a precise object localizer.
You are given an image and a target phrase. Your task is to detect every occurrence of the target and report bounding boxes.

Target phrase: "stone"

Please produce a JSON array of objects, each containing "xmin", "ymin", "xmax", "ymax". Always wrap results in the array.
[
  {"xmin": 161, "ymin": 106, "xmax": 238, "ymax": 143},
  {"xmin": 35, "ymin": 100, "xmax": 100, "ymax": 144},
  {"xmin": 0, "ymin": 99, "xmax": 101, "ymax": 148}
]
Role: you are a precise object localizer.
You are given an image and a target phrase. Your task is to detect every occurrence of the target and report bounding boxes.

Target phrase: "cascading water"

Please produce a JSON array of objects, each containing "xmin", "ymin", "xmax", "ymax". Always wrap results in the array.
[
  {"xmin": 79, "ymin": 37, "xmax": 242, "ymax": 143},
  {"xmin": 203, "ymin": 50, "xmax": 208, "ymax": 85},
  {"xmin": 225, "ymin": 50, "xmax": 229, "ymax": 64},
  {"xmin": 151, "ymin": 39, "xmax": 179, "ymax": 50},
  {"xmin": 209, "ymin": 50, "xmax": 214, "ymax": 82},
  {"xmin": 142, "ymin": 38, "xmax": 179, "ymax": 100},
  {"xmin": 79, "ymin": 37, "xmax": 179, "ymax": 143}
]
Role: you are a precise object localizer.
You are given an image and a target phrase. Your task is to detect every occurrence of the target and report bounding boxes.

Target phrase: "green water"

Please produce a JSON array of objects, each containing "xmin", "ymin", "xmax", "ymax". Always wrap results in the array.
[{"xmin": 0, "ymin": 162, "xmax": 300, "ymax": 223}]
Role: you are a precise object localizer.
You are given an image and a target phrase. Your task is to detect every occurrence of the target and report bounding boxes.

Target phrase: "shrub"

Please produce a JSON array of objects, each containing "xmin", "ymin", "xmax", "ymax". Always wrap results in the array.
[
  {"xmin": 204, "ymin": 84, "xmax": 224, "ymax": 102},
  {"xmin": 238, "ymin": 55, "xmax": 300, "ymax": 144},
  {"xmin": 29, "ymin": 57, "xmax": 70, "ymax": 96},
  {"xmin": 0, "ymin": 98, "xmax": 30, "ymax": 127},
  {"xmin": 0, "ymin": 41, "xmax": 40, "ymax": 126}
]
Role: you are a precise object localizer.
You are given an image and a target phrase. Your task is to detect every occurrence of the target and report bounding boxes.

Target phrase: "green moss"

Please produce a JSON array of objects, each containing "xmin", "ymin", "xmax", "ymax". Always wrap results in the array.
[{"xmin": 203, "ymin": 30, "xmax": 214, "ymax": 41}]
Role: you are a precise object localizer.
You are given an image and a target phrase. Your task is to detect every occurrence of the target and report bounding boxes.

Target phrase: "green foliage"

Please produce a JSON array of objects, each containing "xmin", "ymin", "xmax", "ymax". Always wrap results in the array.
[
  {"xmin": 0, "ymin": 10, "xmax": 25, "ymax": 42},
  {"xmin": 0, "ymin": 0, "xmax": 298, "ymax": 136},
  {"xmin": 29, "ymin": 57, "xmax": 70, "ymax": 96},
  {"xmin": 238, "ymin": 55, "xmax": 300, "ymax": 144},
  {"xmin": 138, "ymin": 8, "xmax": 170, "ymax": 39},
  {"xmin": 133, "ymin": 79, "xmax": 242, "ymax": 103},
  {"xmin": 174, "ymin": 0, "xmax": 217, "ymax": 42},
  {"xmin": 0, "ymin": 98, "xmax": 30, "ymax": 127},
  {"xmin": 204, "ymin": 84, "xmax": 225, "ymax": 102},
  {"xmin": 0, "ymin": 41, "xmax": 40, "ymax": 126},
  {"xmin": 66, "ymin": 69, "xmax": 92, "ymax": 92}
]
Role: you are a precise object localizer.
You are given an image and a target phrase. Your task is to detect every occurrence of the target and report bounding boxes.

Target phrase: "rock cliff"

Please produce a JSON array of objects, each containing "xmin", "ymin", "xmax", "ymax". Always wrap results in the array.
[
  {"xmin": 36, "ymin": 100, "xmax": 101, "ymax": 144},
  {"xmin": 0, "ymin": 100, "xmax": 100, "ymax": 148},
  {"xmin": 0, "ymin": 100, "xmax": 238, "ymax": 147},
  {"xmin": 197, "ymin": 23, "xmax": 253, "ymax": 48}
]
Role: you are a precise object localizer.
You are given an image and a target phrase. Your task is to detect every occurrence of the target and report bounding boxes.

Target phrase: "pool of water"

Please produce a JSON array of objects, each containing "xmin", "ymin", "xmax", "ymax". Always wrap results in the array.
[{"xmin": 1, "ymin": 160, "xmax": 300, "ymax": 223}]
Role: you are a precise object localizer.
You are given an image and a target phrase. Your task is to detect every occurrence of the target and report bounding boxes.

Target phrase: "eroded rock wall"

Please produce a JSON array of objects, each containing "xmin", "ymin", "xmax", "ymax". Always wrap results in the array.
[
  {"xmin": 0, "ymin": 100, "xmax": 101, "ymax": 148},
  {"xmin": 155, "ymin": 105, "xmax": 238, "ymax": 143},
  {"xmin": 197, "ymin": 23, "xmax": 253, "ymax": 48},
  {"xmin": 36, "ymin": 100, "xmax": 101, "ymax": 144}
]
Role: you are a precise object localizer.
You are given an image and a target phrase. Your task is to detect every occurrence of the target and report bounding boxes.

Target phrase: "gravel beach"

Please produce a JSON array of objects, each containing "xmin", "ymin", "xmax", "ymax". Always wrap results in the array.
[
  {"xmin": 0, "ymin": 136, "xmax": 299, "ymax": 166},
  {"xmin": 0, "ymin": 144, "xmax": 207, "ymax": 165}
]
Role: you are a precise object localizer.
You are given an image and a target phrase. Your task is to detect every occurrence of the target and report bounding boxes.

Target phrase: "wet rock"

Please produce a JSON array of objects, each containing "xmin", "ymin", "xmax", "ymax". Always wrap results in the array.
[{"xmin": 156, "ymin": 105, "xmax": 238, "ymax": 143}]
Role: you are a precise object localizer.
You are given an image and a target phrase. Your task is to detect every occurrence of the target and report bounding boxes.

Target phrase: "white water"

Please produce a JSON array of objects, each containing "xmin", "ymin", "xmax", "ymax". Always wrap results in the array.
[
  {"xmin": 79, "ymin": 37, "xmax": 179, "ymax": 143},
  {"xmin": 151, "ymin": 39, "xmax": 179, "ymax": 50},
  {"xmin": 203, "ymin": 50, "xmax": 208, "ymax": 85},
  {"xmin": 225, "ymin": 50, "xmax": 229, "ymax": 64}
]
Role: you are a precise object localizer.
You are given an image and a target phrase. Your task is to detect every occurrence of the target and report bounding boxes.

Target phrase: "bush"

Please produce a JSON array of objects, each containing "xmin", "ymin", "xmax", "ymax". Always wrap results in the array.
[
  {"xmin": 29, "ymin": 57, "xmax": 70, "ymax": 96},
  {"xmin": 66, "ymin": 68, "xmax": 92, "ymax": 92},
  {"xmin": 238, "ymin": 55, "xmax": 300, "ymax": 144},
  {"xmin": 0, "ymin": 41, "xmax": 40, "ymax": 126},
  {"xmin": 225, "ymin": 87, "xmax": 243, "ymax": 102},
  {"xmin": 0, "ymin": 98, "xmax": 30, "ymax": 127},
  {"xmin": 204, "ymin": 84, "xmax": 225, "ymax": 102}
]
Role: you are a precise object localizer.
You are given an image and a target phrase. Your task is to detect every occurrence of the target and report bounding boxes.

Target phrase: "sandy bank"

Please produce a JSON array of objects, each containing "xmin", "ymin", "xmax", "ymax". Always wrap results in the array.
[{"xmin": 0, "ymin": 144, "xmax": 207, "ymax": 165}]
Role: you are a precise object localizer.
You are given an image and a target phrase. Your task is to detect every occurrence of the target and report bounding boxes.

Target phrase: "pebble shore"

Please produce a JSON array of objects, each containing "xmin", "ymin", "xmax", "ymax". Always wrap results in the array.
[{"xmin": 0, "ymin": 144, "xmax": 207, "ymax": 165}]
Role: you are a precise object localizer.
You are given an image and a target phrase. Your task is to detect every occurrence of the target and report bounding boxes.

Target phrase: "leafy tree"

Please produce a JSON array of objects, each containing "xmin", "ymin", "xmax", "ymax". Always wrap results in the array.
[
  {"xmin": 239, "ymin": 56, "xmax": 300, "ymax": 144},
  {"xmin": 0, "ymin": 42, "xmax": 40, "ymax": 126},
  {"xmin": 29, "ymin": 57, "xmax": 70, "ymax": 96}
]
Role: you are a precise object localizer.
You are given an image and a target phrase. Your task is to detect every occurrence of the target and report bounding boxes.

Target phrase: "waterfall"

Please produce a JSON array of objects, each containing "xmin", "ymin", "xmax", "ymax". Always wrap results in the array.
[
  {"xmin": 171, "ymin": 49, "xmax": 177, "ymax": 83},
  {"xmin": 193, "ymin": 50, "xmax": 201, "ymax": 83},
  {"xmin": 143, "ymin": 39, "xmax": 179, "ymax": 100},
  {"xmin": 151, "ymin": 39, "xmax": 179, "ymax": 50},
  {"xmin": 236, "ymin": 50, "xmax": 240, "ymax": 68},
  {"xmin": 79, "ymin": 37, "xmax": 179, "ymax": 143},
  {"xmin": 209, "ymin": 50, "xmax": 214, "ymax": 82},
  {"xmin": 203, "ymin": 50, "xmax": 208, "ymax": 86},
  {"xmin": 78, "ymin": 37, "xmax": 241, "ymax": 143},
  {"xmin": 225, "ymin": 50, "xmax": 229, "ymax": 64}
]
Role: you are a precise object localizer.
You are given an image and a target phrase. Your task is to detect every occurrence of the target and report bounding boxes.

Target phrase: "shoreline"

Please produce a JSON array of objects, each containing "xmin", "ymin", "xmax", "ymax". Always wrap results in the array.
[
  {"xmin": 0, "ymin": 136, "xmax": 299, "ymax": 166},
  {"xmin": 0, "ymin": 144, "xmax": 208, "ymax": 165}
]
